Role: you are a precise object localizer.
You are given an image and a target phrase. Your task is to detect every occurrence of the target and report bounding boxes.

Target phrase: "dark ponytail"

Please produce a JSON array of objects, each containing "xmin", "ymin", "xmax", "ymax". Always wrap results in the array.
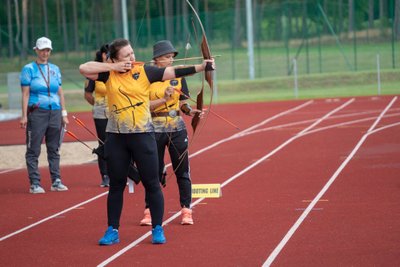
[{"xmin": 94, "ymin": 44, "xmax": 109, "ymax": 62}]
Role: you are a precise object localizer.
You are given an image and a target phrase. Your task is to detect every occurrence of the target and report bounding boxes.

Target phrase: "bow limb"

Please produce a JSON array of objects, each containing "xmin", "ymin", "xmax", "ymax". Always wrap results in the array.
[{"xmin": 201, "ymin": 35, "xmax": 214, "ymax": 90}]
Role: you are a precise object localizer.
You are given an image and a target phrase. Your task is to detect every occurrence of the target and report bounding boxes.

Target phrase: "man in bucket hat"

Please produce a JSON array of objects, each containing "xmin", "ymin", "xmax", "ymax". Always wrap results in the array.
[{"xmin": 139, "ymin": 40, "xmax": 202, "ymax": 226}]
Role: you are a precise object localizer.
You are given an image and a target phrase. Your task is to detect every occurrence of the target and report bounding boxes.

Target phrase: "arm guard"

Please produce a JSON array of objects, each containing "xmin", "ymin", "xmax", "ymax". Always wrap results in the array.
[{"xmin": 180, "ymin": 103, "xmax": 192, "ymax": 116}]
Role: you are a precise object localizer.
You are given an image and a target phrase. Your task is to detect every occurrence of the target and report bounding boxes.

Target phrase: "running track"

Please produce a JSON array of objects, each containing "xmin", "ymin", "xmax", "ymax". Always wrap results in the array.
[{"xmin": 0, "ymin": 96, "xmax": 399, "ymax": 266}]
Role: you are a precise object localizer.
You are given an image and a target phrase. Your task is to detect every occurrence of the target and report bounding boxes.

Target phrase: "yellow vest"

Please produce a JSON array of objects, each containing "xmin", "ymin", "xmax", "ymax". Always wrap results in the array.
[
  {"xmin": 149, "ymin": 78, "xmax": 186, "ymax": 132},
  {"xmin": 105, "ymin": 65, "xmax": 153, "ymax": 133},
  {"xmin": 93, "ymin": 81, "xmax": 108, "ymax": 119}
]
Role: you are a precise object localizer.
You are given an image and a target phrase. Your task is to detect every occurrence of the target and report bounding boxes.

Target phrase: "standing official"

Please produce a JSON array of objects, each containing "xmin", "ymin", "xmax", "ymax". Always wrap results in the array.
[{"xmin": 20, "ymin": 37, "xmax": 69, "ymax": 194}]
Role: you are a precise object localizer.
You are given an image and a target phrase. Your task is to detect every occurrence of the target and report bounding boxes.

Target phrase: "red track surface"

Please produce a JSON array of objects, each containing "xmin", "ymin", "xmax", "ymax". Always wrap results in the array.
[
  {"xmin": 0, "ymin": 111, "xmax": 95, "ymax": 146},
  {"xmin": 1, "ymin": 96, "xmax": 399, "ymax": 266}
]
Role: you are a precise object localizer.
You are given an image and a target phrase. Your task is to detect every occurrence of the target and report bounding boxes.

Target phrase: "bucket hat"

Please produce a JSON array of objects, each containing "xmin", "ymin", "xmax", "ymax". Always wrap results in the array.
[{"xmin": 153, "ymin": 40, "xmax": 178, "ymax": 59}]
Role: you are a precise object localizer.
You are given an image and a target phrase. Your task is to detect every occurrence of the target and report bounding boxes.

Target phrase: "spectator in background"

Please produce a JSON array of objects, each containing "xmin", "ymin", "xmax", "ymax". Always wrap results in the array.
[
  {"xmin": 20, "ymin": 37, "xmax": 69, "ymax": 194},
  {"xmin": 84, "ymin": 44, "xmax": 110, "ymax": 187}
]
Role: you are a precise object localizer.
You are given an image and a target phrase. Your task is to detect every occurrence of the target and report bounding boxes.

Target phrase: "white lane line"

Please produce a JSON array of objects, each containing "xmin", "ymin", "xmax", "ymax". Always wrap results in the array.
[
  {"xmin": 262, "ymin": 96, "xmax": 397, "ymax": 267},
  {"xmin": 368, "ymin": 121, "xmax": 400, "ymax": 135},
  {"xmin": 221, "ymin": 99, "xmax": 354, "ymax": 188},
  {"xmin": 97, "ymin": 100, "xmax": 352, "ymax": 267},
  {"xmin": 298, "ymin": 112, "xmax": 400, "ymax": 137},
  {"xmin": 237, "ymin": 112, "xmax": 400, "ymax": 139},
  {"xmin": 0, "ymin": 191, "xmax": 108, "ymax": 242},
  {"xmin": 0, "ymin": 168, "xmax": 20, "ymax": 174},
  {"xmin": 184, "ymin": 100, "xmax": 314, "ymax": 160},
  {"xmin": 0, "ymin": 101, "xmax": 313, "ymax": 243},
  {"xmin": 1, "ymin": 105, "xmax": 397, "ymax": 176}
]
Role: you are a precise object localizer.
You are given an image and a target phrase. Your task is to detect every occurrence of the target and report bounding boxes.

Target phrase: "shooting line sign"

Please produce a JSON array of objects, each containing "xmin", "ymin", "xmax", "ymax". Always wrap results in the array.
[{"xmin": 192, "ymin": 184, "xmax": 222, "ymax": 198}]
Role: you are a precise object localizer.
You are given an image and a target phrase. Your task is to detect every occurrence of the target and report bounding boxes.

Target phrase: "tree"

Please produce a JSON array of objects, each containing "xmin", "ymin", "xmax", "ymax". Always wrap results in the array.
[
  {"xmin": 14, "ymin": 0, "xmax": 22, "ymax": 55},
  {"xmin": 379, "ymin": 0, "xmax": 388, "ymax": 22},
  {"xmin": 395, "ymin": 0, "xmax": 400, "ymax": 40},
  {"xmin": 163, "ymin": 0, "xmax": 173, "ymax": 42},
  {"xmin": 60, "ymin": 0, "xmax": 69, "ymax": 56},
  {"xmin": 338, "ymin": 0, "xmax": 343, "ymax": 35},
  {"xmin": 7, "ymin": 0, "xmax": 14, "ymax": 57},
  {"xmin": 21, "ymin": 0, "xmax": 28, "ymax": 59},
  {"xmin": 146, "ymin": 0, "xmax": 152, "ymax": 45},
  {"xmin": 348, "ymin": 0, "xmax": 354, "ymax": 33},
  {"xmin": 56, "ymin": 0, "xmax": 61, "ymax": 34},
  {"xmin": 129, "ymin": 0, "xmax": 137, "ymax": 42},
  {"xmin": 368, "ymin": 0, "xmax": 374, "ymax": 28},
  {"xmin": 113, "ymin": 0, "xmax": 122, "ymax": 37},
  {"xmin": 72, "ymin": 0, "xmax": 79, "ymax": 51},
  {"xmin": 181, "ymin": 0, "xmax": 189, "ymax": 46},
  {"xmin": 233, "ymin": 0, "xmax": 242, "ymax": 48}
]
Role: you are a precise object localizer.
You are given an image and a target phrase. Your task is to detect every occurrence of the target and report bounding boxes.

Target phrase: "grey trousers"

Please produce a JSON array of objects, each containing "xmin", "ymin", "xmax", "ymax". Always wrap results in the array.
[{"xmin": 26, "ymin": 108, "xmax": 62, "ymax": 185}]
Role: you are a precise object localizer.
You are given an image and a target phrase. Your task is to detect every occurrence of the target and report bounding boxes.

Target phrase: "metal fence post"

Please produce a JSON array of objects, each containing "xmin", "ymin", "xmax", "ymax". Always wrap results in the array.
[
  {"xmin": 293, "ymin": 58, "xmax": 298, "ymax": 99},
  {"xmin": 377, "ymin": 54, "xmax": 381, "ymax": 96}
]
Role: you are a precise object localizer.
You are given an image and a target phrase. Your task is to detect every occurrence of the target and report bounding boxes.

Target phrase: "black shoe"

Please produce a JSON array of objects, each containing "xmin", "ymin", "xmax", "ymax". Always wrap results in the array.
[{"xmin": 100, "ymin": 175, "xmax": 110, "ymax": 187}]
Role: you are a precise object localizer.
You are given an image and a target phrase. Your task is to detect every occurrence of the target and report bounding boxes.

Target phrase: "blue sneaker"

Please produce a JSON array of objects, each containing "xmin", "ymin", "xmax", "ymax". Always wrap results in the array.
[
  {"xmin": 99, "ymin": 226, "xmax": 120, "ymax": 245},
  {"xmin": 152, "ymin": 225, "xmax": 166, "ymax": 244}
]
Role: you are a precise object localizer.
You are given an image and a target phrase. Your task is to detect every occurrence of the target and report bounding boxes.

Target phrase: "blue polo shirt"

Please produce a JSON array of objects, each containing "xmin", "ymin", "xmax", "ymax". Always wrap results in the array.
[{"xmin": 20, "ymin": 61, "xmax": 62, "ymax": 110}]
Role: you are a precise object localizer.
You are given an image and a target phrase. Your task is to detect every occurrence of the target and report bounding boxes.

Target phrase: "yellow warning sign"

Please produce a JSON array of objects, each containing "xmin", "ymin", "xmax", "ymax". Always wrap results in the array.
[{"xmin": 192, "ymin": 184, "xmax": 222, "ymax": 198}]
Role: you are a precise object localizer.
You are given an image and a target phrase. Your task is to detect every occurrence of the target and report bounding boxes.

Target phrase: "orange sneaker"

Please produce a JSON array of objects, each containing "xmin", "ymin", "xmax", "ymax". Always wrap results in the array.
[
  {"xmin": 181, "ymin": 208, "xmax": 194, "ymax": 225},
  {"xmin": 140, "ymin": 208, "xmax": 152, "ymax": 226}
]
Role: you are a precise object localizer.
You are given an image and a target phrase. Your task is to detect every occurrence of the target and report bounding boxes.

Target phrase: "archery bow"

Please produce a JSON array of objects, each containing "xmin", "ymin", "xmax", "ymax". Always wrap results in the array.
[
  {"xmin": 168, "ymin": 0, "xmax": 216, "ymax": 175},
  {"xmin": 186, "ymin": 0, "xmax": 214, "ymax": 135}
]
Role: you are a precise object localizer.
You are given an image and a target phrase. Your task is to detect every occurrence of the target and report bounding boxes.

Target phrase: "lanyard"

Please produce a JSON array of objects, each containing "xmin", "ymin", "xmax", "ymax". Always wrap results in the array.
[{"xmin": 36, "ymin": 61, "xmax": 50, "ymax": 96}]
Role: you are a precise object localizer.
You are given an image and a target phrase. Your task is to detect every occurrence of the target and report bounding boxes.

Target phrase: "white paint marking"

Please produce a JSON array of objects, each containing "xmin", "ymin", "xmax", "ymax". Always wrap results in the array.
[
  {"xmin": 97, "ymin": 99, "xmax": 353, "ymax": 266},
  {"xmin": 262, "ymin": 96, "xmax": 397, "ymax": 267},
  {"xmin": 0, "ymin": 192, "xmax": 108, "ymax": 242},
  {"xmin": 0, "ymin": 168, "xmax": 20, "ymax": 174},
  {"xmin": 1, "ymin": 101, "xmax": 313, "ymax": 243}
]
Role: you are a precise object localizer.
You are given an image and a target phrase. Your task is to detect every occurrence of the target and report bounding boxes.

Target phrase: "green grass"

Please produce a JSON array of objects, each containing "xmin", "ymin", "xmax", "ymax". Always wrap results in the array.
[
  {"xmin": 1, "ymin": 40, "xmax": 398, "ymax": 81},
  {"xmin": 1, "ymin": 69, "xmax": 398, "ymax": 111},
  {"xmin": 213, "ymin": 70, "xmax": 399, "ymax": 103},
  {"xmin": 65, "ymin": 69, "xmax": 399, "ymax": 111},
  {"xmin": 1, "ymin": 41, "xmax": 398, "ymax": 111}
]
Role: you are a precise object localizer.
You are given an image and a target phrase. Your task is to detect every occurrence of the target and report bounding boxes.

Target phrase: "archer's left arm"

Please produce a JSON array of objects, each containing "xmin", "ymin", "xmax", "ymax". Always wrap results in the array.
[{"xmin": 162, "ymin": 58, "xmax": 215, "ymax": 81}]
